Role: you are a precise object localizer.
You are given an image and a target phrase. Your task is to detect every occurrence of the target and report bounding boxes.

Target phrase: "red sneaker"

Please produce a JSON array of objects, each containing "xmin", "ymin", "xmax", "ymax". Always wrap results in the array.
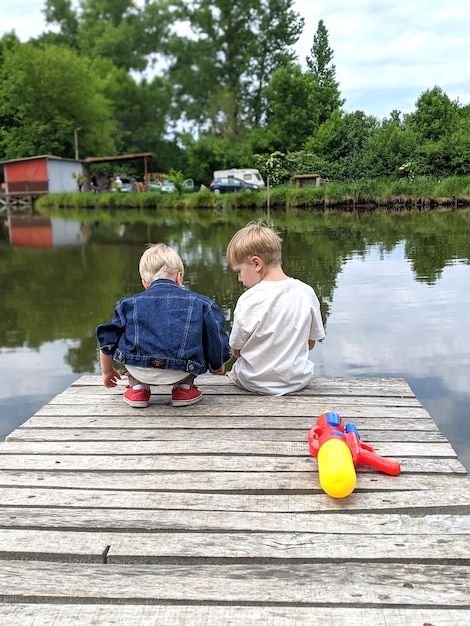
[
  {"xmin": 172, "ymin": 385, "xmax": 202, "ymax": 407},
  {"xmin": 123, "ymin": 386, "xmax": 150, "ymax": 408}
]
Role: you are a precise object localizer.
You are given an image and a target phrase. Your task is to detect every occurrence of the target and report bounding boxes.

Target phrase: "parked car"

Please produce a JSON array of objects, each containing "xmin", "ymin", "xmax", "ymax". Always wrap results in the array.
[
  {"xmin": 181, "ymin": 178, "xmax": 195, "ymax": 193},
  {"xmin": 148, "ymin": 179, "xmax": 162, "ymax": 192},
  {"xmin": 159, "ymin": 178, "xmax": 195, "ymax": 194},
  {"xmin": 160, "ymin": 180, "xmax": 176, "ymax": 194},
  {"xmin": 209, "ymin": 177, "xmax": 260, "ymax": 194},
  {"xmin": 213, "ymin": 168, "xmax": 266, "ymax": 188}
]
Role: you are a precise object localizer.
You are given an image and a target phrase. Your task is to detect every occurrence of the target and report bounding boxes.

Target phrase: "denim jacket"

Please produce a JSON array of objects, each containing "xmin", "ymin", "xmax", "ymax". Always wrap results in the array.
[{"xmin": 95, "ymin": 279, "xmax": 231, "ymax": 376}]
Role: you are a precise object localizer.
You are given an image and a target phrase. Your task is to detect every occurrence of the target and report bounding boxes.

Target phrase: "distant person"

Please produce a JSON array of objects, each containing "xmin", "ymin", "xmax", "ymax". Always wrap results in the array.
[
  {"xmin": 225, "ymin": 222, "xmax": 325, "ymax": 395},
  {"xmin": 91, "ymin": 172, "xmax": 100, "ymax": 193},
  {"xmin": 114, "ymin": 175, "xmax": 122, "ymax": 190},
  {"xmin": 77, "ymin": 171, "xmax": 85, "ymax": 192},
  {"xmin": 95, "ymin": 243, "xmax": 231, "ymax": 408}
]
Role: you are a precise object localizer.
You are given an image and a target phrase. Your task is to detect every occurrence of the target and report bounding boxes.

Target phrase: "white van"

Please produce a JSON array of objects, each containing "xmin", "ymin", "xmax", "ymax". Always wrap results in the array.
[{"xmin": 213, "ymin": 168, "xmax": 265, "ymax": 188}]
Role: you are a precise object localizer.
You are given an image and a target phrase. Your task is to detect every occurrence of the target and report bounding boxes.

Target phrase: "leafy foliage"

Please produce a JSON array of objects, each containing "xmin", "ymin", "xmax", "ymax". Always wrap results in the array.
[{"xmin": 0, "ymin": 42, "xmax": 116, "ymax": 158}]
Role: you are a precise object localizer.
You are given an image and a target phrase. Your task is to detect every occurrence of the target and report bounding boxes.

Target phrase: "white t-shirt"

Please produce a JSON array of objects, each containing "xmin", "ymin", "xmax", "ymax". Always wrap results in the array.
[{"xmin": 229, "ymin": 278, "xmax": 325, "ymax": 395}]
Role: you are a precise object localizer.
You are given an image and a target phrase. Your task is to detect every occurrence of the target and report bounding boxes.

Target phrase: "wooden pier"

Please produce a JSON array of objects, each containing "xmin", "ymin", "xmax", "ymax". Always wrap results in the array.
[{"xmin": 0, "ymin": 375, "xmax": 468, "ymax": 624}]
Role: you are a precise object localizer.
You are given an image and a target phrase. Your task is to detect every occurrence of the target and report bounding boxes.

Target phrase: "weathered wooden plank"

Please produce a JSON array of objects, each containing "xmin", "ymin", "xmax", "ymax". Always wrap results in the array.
[
  {"xmin": 0, "ymin": 529, "xmax": 468, "ymax": 563},
  {"xmin": 0, "ymin": 604, "xmax": 468, "ymax": 626},
  {"xmin": 0, "ymin": 441, "xmax": 458, "ymax": 459},
  {"xmin": 4, "ymin": 426, "xmax": 446, "ymax": 442},
  {"xmin": 73, "ymin": 374, "xmax": 416, "ymax": 396},
  {"xmin": 0, "ymin": 465, "xmax": 466, "ymax": 494},
  {"xmin": 50, "ymin": 386, "xmax": 419, "ymax": 403},
  {"xmin": 32, "ymin": 395, "xmax": 422, "ymax": 418},
  {"xmin": 0, "ymin": 561, "xmax": 468, "ymax": 606},
  {"xmin": 1, "ymin": 506, "xmax": 469, "ymax": 533},
  {"xmin": 7, "ymin": 411, "xmax": 438, "ymax": 431},
  {"xmin": 104, "ymin": 532, "xmax": 470, "ymax": 563},
  {"xmin": 0, "ymin": 530, "xmax": 107, "ymax": 562},
  {"xmin": 0, "ymin": 482, "xmax": 468, "ymax": 514},
  {"xmin": 0, "ymin": 454, "xmax": 459, "ymax": 477}
]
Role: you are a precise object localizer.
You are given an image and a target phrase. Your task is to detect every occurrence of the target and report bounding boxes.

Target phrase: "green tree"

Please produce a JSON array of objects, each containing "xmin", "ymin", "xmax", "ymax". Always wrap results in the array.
[
  {"xmin": 167, "ymin": 0, "xmax": 303, "ymax": 135},
  {"xmin": 361, "ymin": 114, "xmax": 418, "ymax": 178},
  {"xmin": 42, "ymin": 0, "xmax": 171, "ymax": 72},
  {"xmin": 305, "ymin": 110, "xmax": 378, "ymax": 180},
  {"xmin": 245, "ymin": 0, "xmax": 304, "ymax": 127},
  {"xmin": 42, "ymin": 0, "xmax": 80, "ymax": 48},
  {"xmin": 408, "ymin": 86, "xmax": 460, "ymax": 143},
  {"xmin": 449, "ymin": 108, "xmax": 470, "ymax": 175},
  {"xmin": 262, "ymin": 62, "xmax": 317, "ymax": 151},
  {"xmin": 406, "ymin": 87, "xmax": 462, "ymax": 177},
  {"xmin": 306, "ymin": 20, "xmax": 344, "ymax": 126},
  {"xmin": 99, "ymin": 59, "xmax": 173, "ymax": 155},
  {"xmin": 0, "ymin": 43, "xmax": 117, "ymax": 159}
]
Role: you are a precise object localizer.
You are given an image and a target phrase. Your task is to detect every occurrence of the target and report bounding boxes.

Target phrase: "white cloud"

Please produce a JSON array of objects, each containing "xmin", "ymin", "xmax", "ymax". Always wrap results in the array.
[{"xmin": 296, "ymin": 0, "xmax": 470, "ymax": 115}]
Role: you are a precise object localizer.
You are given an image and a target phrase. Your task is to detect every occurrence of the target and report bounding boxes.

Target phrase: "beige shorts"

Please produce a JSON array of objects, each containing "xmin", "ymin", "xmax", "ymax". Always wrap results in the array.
[{"xmin": 125, "ymin": 365, "xmax": 191, "ymax": 386}]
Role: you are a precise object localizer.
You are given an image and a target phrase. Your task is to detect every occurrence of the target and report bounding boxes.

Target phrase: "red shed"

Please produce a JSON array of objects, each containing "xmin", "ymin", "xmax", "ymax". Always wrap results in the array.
[{"xmin": 1, "ymin": 155, "xmax": 83, "ymax": 195}]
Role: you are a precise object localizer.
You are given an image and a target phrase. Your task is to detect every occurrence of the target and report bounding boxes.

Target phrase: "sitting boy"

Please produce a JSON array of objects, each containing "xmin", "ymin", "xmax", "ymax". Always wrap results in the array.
[
  {"xmin": 96, "ymin": 243, "xmax": 231, "ymax": 408},
  {"xmin": 226, "ymin": 222, "xmax": 325, "ymax": 395}
]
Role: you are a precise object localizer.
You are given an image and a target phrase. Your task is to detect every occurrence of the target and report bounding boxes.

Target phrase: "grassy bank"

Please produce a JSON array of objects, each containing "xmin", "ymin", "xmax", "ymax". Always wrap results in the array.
[{"xmin": 36, "ymin": 175, "xmax": 470, "ymax": 212}]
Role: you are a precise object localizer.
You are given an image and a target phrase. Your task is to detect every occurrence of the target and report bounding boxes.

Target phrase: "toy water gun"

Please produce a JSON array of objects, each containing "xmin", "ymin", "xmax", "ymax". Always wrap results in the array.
[{"xmin": 308, "ymin": 410, "xmax": 401, "ymax": 498}]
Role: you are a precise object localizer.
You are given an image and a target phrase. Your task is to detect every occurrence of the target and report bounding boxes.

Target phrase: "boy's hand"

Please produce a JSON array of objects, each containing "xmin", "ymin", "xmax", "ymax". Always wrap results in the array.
[
  {"xmin": 211, "ymin": 365, "xmax": 225, "ymax": 375},
  {"xmin": 102, "ymin": 368, "xmax": 121, "ymax": 388}
]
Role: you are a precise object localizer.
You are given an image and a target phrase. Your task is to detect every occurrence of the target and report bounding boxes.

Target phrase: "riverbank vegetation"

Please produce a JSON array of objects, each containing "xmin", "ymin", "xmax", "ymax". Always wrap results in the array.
[
  {"xmin": 36, "ymin": 175, "xmax": 470, "ymax": 213},
  {"xmin": 1, "ymin": 3, "xmax": 470, "ymax": 189}
]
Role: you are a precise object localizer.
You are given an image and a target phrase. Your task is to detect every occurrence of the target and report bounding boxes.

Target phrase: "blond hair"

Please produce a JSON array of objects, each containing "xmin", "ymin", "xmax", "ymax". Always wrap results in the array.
[
  {"xmin": 139, "ymin": 243, "xmax": 184, "ymax": 285},
  {"xmin": 226, "ymin": 222, "xmax": 282, "ymax": 267}
]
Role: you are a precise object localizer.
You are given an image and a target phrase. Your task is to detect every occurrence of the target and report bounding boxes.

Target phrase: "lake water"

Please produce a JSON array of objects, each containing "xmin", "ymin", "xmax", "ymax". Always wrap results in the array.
[{"xmin": 1, "ymin": 207, "xmax": 469, "ymax": 472}]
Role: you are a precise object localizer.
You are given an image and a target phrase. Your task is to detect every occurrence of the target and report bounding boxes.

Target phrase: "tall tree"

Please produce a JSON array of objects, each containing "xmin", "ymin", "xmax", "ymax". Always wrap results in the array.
[
  {"xmin": 245, "ymin": 0, "xmax": 304, "ymax": 127},
  {"xmin": 42, "ymin": 0, "xmax": 80, "ymax": 49},
  {"xmin": 42, "ymin": 0, "xmax": 171, "ymax": 72},
  {"xmin": 361, "ymin": 114, "xmax": 418, "ymax": 178},
  {"xmin": 408, "ymin": 86, "xmax": 459, "ymax": 143},
  {"xmin": 0, "ymin": 42, "xmax": 117, "ymax": 159},
  {"xmin": 305, "ymin": 110, "xmax": 378, "ymax": 180},
  {"xmin": 167, "ymin": 0, "xmax": 304, "ymax": 136},
  {"xmin": 405, "ymin": 86, "xmax": 461, "ymax": 177},
  {"xmin": 306, "ymin": 19, "xmax": 344, "ymax": 126},
  {"xmin": 262, "ymin": 61, "xmax": 317, "ymax": 151}
]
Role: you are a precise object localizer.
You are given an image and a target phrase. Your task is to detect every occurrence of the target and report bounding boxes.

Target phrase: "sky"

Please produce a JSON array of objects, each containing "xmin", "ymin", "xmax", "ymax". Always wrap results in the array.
[{"xmin": 1, "ymin": 0, "xmax": 470, "ymax": 119}]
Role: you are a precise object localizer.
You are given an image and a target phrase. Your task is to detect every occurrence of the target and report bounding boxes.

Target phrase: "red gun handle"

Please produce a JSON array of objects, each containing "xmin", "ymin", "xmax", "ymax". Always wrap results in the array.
[{"xmin": 357, "ymin": 450, "xmax": 401, "ymax": 476}]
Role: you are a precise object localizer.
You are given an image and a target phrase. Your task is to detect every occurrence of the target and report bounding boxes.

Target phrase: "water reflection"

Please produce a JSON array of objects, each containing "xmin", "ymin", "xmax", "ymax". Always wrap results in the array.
[
  {"xmin": 7, "ymin": 214, "xmax": 87, "ymax": 247},
  {"xmin": 1, "ymin": 209, "xmax": 469, "ymax": 471}
]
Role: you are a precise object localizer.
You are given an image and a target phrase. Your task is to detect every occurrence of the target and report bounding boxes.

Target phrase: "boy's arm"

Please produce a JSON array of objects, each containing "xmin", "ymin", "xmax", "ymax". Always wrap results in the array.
[
  {"xmin": 99, "ymin": 352, "xmax": 121, "ymax": 388},
  {"xmin": 231, "ymin": 348, "xmax": 241, "ymax": 358},
  {"xmin": 308, "ymin": 340, "xmax": 316, "ymax": 351}
]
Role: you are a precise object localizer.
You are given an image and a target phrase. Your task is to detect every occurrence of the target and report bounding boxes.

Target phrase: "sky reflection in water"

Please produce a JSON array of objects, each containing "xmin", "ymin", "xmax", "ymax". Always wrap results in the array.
[{"xmin": 314, "ymin": 244, "xmax": 470, "ymax": 470}]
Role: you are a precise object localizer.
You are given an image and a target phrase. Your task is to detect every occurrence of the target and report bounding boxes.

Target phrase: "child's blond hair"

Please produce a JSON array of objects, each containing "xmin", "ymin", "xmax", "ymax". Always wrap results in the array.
[
  {"xmin": 226, "ymin": 222, "xmax": 282, "ymax": 267},
  {"xmin": 139, "ymin": 243, "xmax": 184, "ymax": 285}
]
